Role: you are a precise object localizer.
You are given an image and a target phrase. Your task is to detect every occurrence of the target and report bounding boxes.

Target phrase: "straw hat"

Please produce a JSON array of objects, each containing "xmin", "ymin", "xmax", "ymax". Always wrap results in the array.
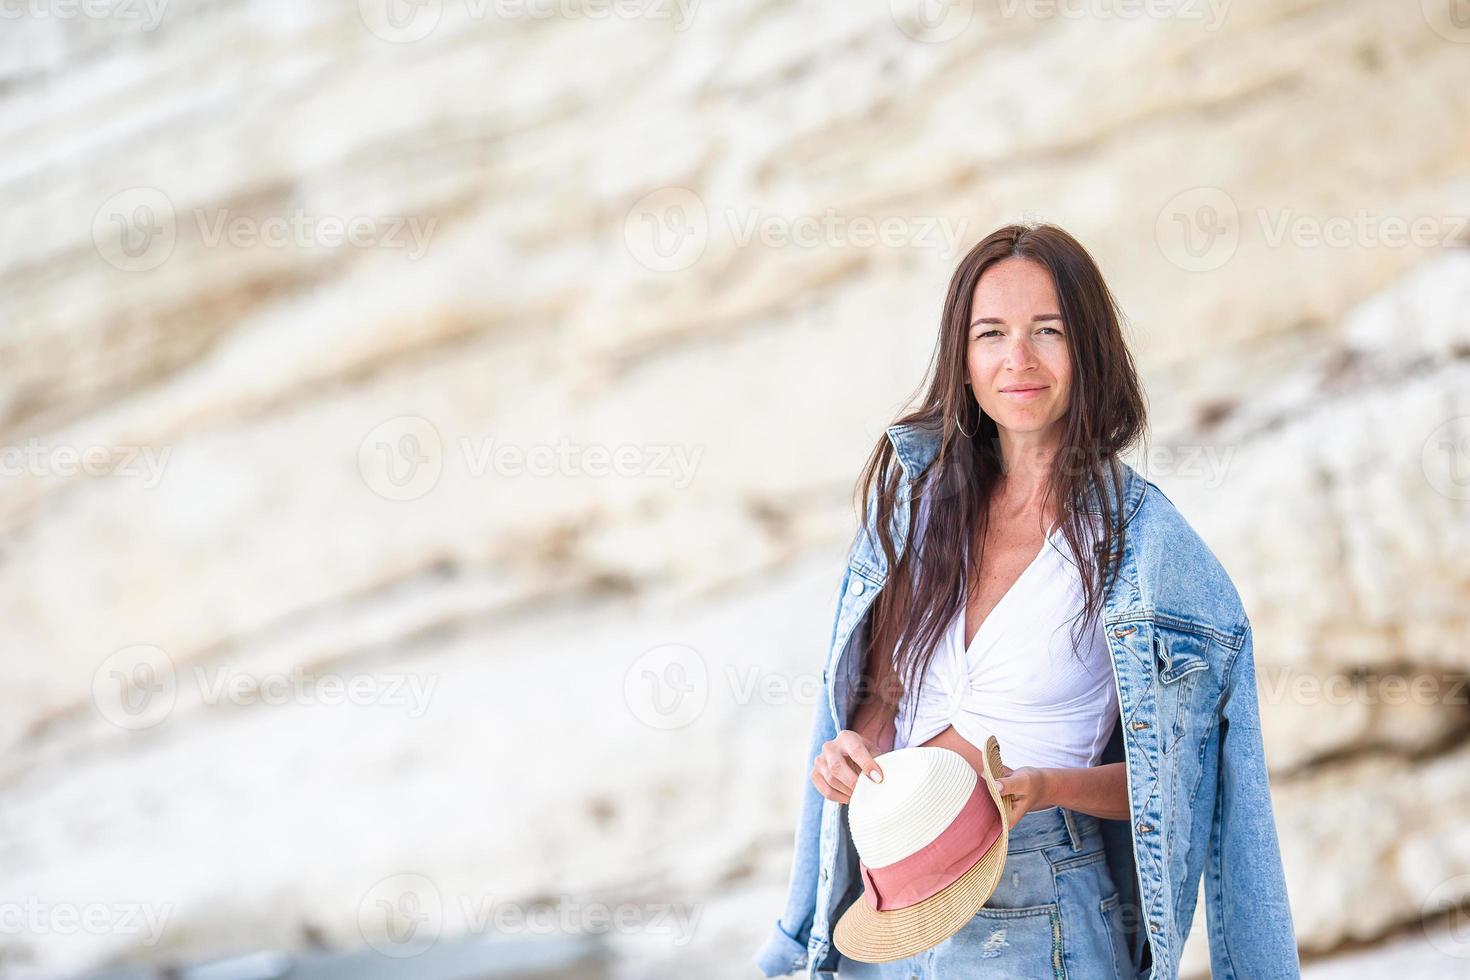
[{"xmin": 832, "ymin": 735, "xmax": 1013, "ymax": 964}]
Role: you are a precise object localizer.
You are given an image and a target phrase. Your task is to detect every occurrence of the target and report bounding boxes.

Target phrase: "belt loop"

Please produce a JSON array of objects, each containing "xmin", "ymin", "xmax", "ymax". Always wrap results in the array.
[{"xmin": 1063, "ymin": 808, "xmax": 1083, "ymax": 852}]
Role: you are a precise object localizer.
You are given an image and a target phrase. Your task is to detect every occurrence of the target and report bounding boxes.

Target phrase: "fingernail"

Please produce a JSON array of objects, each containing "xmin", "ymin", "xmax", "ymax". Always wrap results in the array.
[{"xmin": 869, "ymin": 770, "xmax": 882, "ymax": 783}]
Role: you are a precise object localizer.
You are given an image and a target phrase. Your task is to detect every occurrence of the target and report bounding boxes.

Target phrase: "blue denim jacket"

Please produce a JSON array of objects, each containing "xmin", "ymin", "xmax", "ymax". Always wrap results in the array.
[{"xmin": 753, "ymin": 419, "xmax": 1299, "ymax": 979}]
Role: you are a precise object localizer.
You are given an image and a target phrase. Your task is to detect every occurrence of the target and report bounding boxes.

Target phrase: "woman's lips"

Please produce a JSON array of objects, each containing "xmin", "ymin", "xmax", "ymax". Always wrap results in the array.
[{"xmin": 1001, "ymin": 386, "xmax": 1047, "ymax": 400}]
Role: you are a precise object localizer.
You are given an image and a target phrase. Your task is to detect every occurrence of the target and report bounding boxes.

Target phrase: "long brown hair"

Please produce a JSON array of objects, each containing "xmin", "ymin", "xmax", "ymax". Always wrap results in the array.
[{"xmin": 854, "ymin": 223, "xmax": 1148, "ymax": 747}]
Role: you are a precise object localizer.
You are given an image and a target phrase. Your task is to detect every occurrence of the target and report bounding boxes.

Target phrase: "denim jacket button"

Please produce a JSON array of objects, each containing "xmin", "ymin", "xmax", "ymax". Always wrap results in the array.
[{"xmin": 849, "ymin": 578, "xmax": 865, "ymax": 596}]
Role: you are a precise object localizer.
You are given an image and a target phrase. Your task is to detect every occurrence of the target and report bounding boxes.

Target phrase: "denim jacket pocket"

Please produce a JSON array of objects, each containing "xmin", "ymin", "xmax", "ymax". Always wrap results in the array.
[
  {"xmin": 1151, "ymin": 624, "xmax": 1211, "ymax": 751},
  {"xmin": 1151, "ymin": 623, "xmax": 1210, "ymax": 684}
]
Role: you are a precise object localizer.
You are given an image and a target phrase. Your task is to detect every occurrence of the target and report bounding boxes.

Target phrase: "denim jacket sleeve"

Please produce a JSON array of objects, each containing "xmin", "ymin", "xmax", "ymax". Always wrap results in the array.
[
  {"xmin": 753, "ymin": 521, "xmax": 861, "ymax": 977},
  {"xmin": 754, "ymin": 479, "xmax": 887, "ymax": 976},
  {"xmin": 754, "ymin": 468, "xmax": 911, "ymax": 977},
  {"xmin": 752, "ymin": 686, "xmax": 836, "ymax": 977},
  {"xmin": 1205, "ymin": 622, "xmax": 1301, "ymax": 978}
]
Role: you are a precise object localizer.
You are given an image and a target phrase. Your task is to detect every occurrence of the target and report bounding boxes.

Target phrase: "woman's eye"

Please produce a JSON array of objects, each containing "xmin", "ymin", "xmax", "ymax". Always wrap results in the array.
[{"xmin": 973, "ymin": 326, "xmax": 1063, "ymax": 339}]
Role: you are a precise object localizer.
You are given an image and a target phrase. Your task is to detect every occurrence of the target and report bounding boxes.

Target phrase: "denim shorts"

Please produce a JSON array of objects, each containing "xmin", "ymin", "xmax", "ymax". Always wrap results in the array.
[{"xmin": 839, "ymin": 805, "xmax": 1134, "ymax": 980}]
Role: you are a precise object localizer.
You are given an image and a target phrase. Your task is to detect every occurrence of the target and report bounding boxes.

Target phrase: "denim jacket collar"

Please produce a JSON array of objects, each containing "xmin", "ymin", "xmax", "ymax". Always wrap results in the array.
[{"xmin": 885, "ymin": 418, "xmax": 1148, "ymax": 525}]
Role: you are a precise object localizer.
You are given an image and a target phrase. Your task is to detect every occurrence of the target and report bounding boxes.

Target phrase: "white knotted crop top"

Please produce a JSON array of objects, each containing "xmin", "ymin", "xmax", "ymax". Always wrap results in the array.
[{"xmin": 892, "ymin": 518, "xmax": 1119, "ymax": 772}]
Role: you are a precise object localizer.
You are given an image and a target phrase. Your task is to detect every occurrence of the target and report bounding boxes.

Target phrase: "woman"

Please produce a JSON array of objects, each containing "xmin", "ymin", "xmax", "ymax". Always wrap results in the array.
[{"xmin": 754, "ymin": 224, "xmax": 1298, "ymax": 980}]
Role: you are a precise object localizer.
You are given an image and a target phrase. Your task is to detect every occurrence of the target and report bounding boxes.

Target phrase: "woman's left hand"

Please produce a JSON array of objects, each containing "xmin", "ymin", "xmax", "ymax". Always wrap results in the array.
[{"xmin": 993, "ymin": 765, "xmax": 1049, "ymax": 828}]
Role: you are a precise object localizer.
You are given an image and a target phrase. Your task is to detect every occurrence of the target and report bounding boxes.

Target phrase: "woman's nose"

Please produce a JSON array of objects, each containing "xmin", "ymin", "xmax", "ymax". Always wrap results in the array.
[{"xmin": 1004, "ymin": 337, "xmax": 1038, "ymax": 370}]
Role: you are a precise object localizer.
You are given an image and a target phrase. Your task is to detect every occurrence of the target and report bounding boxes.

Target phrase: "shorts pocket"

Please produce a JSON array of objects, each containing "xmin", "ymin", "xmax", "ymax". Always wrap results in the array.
[
  {"xmin": 932, "ymin": 842, "xmax": 1066, "ymax": 975},
  {"xmin": 1050, "ymin": 847, "xmax": 1127, "ymax": 979},
  {"xmin": 957, "ymin": 903, "xmax": 1066, "ymax": 978},
  {"xmin": 1098, "ymin": 891, "xmax": 1132, "ymax": 980}
]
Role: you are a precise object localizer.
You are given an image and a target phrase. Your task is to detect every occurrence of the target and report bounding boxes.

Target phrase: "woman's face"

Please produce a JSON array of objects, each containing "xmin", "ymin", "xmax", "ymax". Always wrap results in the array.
[{"xmin": 966, "ymin": 256, "xmax": 1072, "ymax": 439}]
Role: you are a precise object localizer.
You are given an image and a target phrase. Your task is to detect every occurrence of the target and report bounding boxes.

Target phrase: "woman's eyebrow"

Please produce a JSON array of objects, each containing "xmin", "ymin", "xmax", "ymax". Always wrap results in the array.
[{"xmin": 968, "ymin": 313, "xmax": 1064, "ymax": 327}]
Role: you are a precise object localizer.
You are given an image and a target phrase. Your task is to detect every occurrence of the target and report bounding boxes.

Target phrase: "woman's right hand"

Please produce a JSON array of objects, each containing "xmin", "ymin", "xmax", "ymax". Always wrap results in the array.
[{"xmin": 811, "ymin": 729, "xmax": 885, "ymax": 804}]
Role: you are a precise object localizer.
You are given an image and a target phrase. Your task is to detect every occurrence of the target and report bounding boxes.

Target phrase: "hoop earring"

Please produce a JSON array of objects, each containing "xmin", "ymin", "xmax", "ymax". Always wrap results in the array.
[{"xmin": 955, "ymin": 405, "xmax": 977, "ymax": 439}]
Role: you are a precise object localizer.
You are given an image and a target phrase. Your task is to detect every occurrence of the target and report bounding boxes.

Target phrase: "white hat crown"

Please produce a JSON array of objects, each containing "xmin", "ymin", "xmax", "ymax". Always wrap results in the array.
[{"xmin": 847, "ymin": 746, "xmax": 978, "ymax": 867}]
